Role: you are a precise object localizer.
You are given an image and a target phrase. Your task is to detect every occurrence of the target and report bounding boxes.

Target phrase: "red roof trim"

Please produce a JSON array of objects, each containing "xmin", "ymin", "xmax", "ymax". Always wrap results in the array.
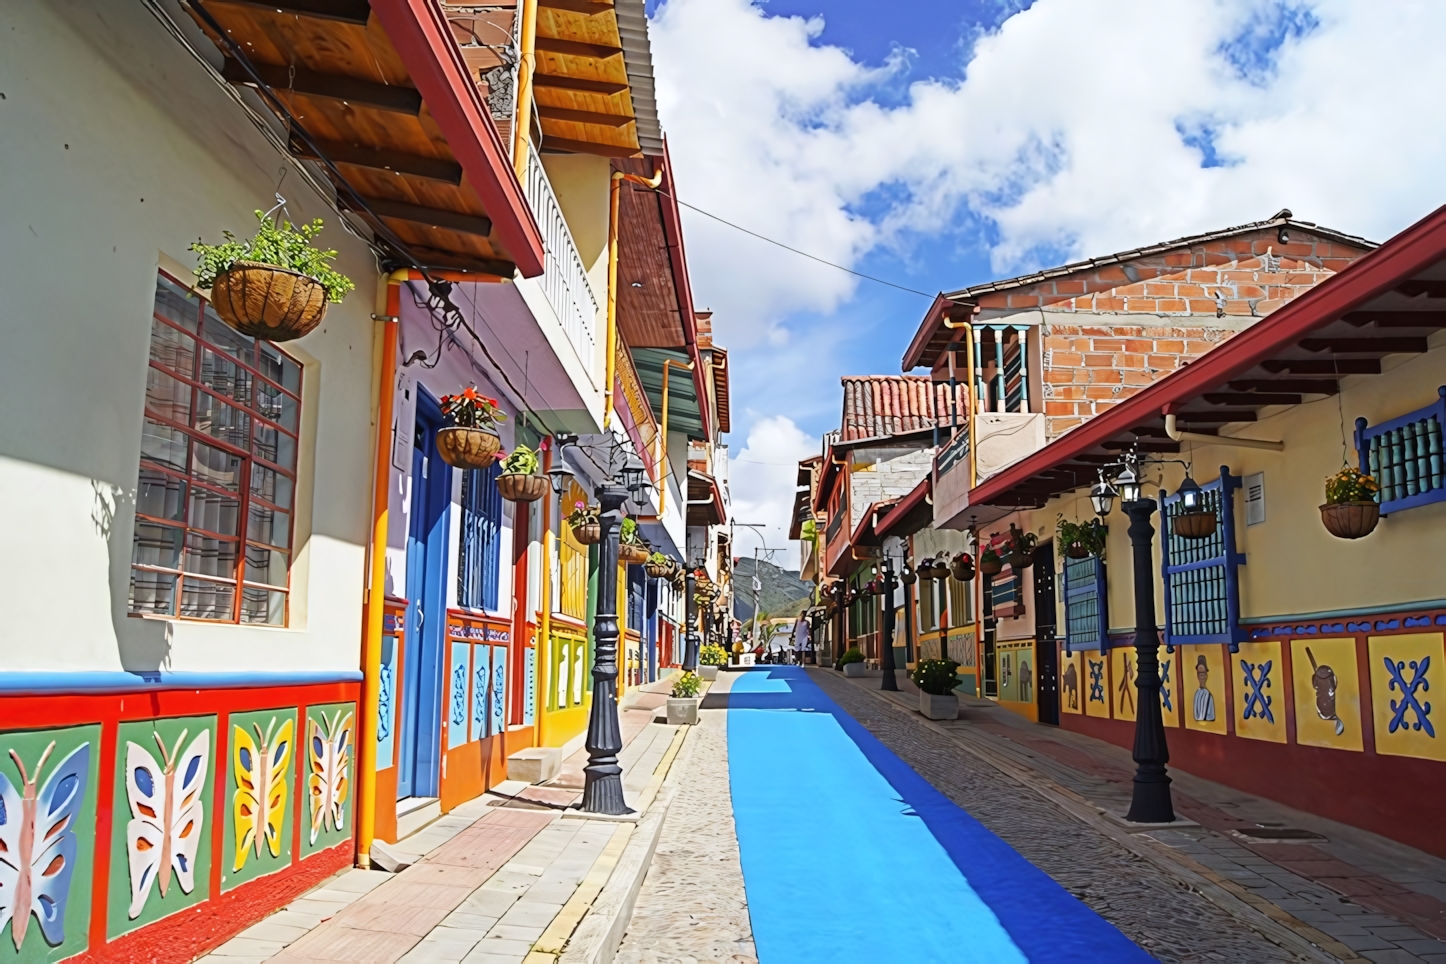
[
  {"xmin": 370, "ymin": 0, "xmax": 545, "ymax": 278},
  {"xmin": 968, "ymin": 203, "xmax": 1446, "ymax": 508},
  {"xmin": 875, "ymin": 476, "xmax": 931, "ymax": 539},
  {"xmin": 902, "ymin": 293, "xmax": 954, "ymax": 372},
  {"xmin": 653, "ymin": 142, "xmax": 714, "ymax": 440}
]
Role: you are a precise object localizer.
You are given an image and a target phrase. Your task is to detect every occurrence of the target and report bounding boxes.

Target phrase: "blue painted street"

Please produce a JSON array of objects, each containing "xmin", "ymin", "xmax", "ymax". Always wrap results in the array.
[{"xmin": 726, "ymin": 668, "xmax": 1152, "ymax": 963}]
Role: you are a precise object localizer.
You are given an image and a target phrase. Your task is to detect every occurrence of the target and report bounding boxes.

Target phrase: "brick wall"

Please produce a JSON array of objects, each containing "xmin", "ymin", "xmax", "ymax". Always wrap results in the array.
[{"xmin": 972, "ymin": 229, "xmax": 1372, "ymax": 436}]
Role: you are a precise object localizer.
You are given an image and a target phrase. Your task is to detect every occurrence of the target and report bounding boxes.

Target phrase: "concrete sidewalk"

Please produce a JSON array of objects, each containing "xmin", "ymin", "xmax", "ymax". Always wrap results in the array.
[{"xmin": 827, "ymin": 667, "xmax": 1446, "ymax": 964}]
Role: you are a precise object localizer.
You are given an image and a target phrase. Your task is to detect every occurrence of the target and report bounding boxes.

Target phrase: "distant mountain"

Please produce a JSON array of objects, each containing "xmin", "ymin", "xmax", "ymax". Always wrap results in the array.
[{"xmin": 733, "ymin": 557, "xmax": 813, "ymax": 621}]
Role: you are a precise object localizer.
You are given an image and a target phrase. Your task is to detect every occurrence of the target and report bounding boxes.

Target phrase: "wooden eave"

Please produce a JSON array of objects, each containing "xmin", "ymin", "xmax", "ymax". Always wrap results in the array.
[
  {"xmin": 686, "ymin": 469, "xmax": 726, "ymax": 527},
  {"xmin": 711, "ymin": 347, "xmax": 730, "ymax": 434},
  {"xmin": 534, "ymin": 0, "xmax": 640, "ymax": 157},
  {"xmin": 190, "ymin": 0, "xmax": 543, "ymax": 276}
]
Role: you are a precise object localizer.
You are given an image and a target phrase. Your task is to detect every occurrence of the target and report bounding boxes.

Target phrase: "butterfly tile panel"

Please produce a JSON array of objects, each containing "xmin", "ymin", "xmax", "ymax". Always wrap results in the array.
[
  {"xmin": 301, "ymin": 702, "xmax": 354, "ymax": 857},
  {"xmin": 107, "ymin": 714, "xmax": 216, "ymax": 940},
  {"xmin": 0, "ymin": 723, "xmax": 100, "ymax": 960},
  {"xmin": 221, "ymin": 708, "xmax": 298, "ymax": 893}
]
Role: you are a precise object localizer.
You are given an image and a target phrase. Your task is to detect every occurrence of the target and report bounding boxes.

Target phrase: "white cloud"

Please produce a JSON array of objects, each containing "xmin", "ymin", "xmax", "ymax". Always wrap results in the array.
[
  {"xmin": 725, "ymin": 415, "xmax": 817, "ymax": 568},
  {"xmin": 653, "ymin": 0, "xmax": 1446, "ymax": 331}
]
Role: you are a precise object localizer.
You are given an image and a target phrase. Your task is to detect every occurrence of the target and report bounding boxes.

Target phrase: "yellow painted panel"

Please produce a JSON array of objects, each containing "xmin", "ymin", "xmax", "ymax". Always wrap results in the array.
[
  {"xmin": 1084, "ymin": 652, "xmax": 1110, "ymax": 718},
  {"xmin": 996, "ymin": 639, "xmax": 1034, "ymax": 704},
  {"xmin": 1182, "ymin": 644, "xmax": 1227, "ymax": 734},
  {"xmin": 1060, "ymin": 649, "xmax": 1083, "ymax": 714},
  {"xmin": 1233, "ymin": 640, "xmax": 1286, "ymax": 743},
  {"xmin": 1111, "ymin": 646, "xmax": 1137, "ymax": 721},
  {"xmin": 1368, "ymin": 633, "xmax": 1445, "ymax": 761},
  {"xmin": 1291, "ymin": 638, "xmax": 1363, "ymax": 752},
  {"xmin": 1158, "ymin": 649, "xmax": 1180, "ymax": 728}
]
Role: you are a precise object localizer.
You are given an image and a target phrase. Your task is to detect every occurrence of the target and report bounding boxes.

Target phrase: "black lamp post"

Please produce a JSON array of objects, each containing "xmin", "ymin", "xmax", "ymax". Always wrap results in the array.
[
  {"xmin": 879, "ymin": 560, "xmax": 899, "ymax": 691},
  {"xmin": 1096, "ymin": 454, "xmax": 1175, "ymax": 823},
  {"xmin": 900, "ymin": 561, "xmax": 917, "ymax": 667},
  {"xmin": 683, "ymin": 568, "xmax": 698, "ymax": 671}
]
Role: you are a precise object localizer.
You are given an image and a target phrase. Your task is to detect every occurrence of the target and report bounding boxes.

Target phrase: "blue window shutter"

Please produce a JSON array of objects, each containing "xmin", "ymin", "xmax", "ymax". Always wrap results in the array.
[
  {"xmin": 1063, "ymin": 552, "xmax": 1108, "ymax": 654},
  {"xmin": 1161, "ymin": 466, "xmax": 1247, "ymax": 653},
  {"xmin": 1356, "ymin": 386, "xmax": 1446, "ymax": 514},
  {"xmin": 458, "ymin": 463, "xmax": 504, "ymax": 611}
]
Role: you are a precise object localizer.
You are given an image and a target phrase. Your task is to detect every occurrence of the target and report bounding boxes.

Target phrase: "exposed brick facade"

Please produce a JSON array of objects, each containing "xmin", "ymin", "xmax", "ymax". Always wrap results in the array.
[{"xmin": 970, "ymin": 229, "xmax": 1373, "ymax": 435}]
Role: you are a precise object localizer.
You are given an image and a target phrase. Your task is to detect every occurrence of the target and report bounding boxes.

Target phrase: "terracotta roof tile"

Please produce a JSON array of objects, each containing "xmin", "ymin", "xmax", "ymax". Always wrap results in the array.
[{"xmin": 839, "ymin": 375, "xmax": 967, "ymax": 441}]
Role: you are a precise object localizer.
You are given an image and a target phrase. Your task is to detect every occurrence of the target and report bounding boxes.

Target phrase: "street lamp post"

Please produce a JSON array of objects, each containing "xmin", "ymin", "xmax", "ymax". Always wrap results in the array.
[
  {"xmin": 879, "ymin": 561, "xmax": 899, "ymax": 691},
  {"xmin": 581, "ymin": 481, "xmax": 631, "ymax": 814},
  {"xmin": 683, "ymin": 567, "xmax": 698, "ymax": 671}
]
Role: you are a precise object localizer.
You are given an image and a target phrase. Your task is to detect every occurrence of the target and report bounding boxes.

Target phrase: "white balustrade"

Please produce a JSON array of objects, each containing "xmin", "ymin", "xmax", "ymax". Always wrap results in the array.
[{"xmin": 524, "ymin": 153, "xmax": 599, "ymax": 368}]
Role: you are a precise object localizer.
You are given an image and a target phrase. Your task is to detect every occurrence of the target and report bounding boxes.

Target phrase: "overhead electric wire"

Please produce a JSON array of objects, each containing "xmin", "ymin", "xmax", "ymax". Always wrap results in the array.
[{"xmin": 652, "ymin": 188, "xmax": 933, "ymax": 298}]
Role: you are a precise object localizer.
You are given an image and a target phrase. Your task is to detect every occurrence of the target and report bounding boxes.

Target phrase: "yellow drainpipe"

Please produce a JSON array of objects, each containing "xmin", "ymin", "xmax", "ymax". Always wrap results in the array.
[
  {"xmin": 357, "ymin": 268, "xmax": 409, "ymax": 868},
  {"xmin": 655, "ymin": 358, "xmax": 693, "ymax": 515},
  {"xmin": 942, "ymin": 315, "xmax": 978, "ymax": 489},
  {"xmin": 512, "ymin": 0, "xmax": 539, "ymax": 179},
  {"xmin": 605, "ymin": 168, "xmax": 665, "ymax": 429},
  {"xmin": 536, "ymin": 495, "xmax": 553, "ymax": 747}
]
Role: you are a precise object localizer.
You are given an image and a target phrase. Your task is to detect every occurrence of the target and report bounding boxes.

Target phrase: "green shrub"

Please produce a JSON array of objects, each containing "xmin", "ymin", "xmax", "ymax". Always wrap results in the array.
[
  {"xmin": 911, "ymin": 659, "xmax": 961, "ymax": 696},
  {"xmin": 501, "ymin": 444, "xmax": 539, "ymax": 476},
  {"xmin": 698, "ymin": 644, "xmax": 729, "ymax": 667},
  {"xmin": 192, "ymin": 209, "xmax": 354, "ymax": 302},
  {"xmin": 1057, "ymin": 517, "xmax": 1107, "ymax": 556},
  {"xmin": 839, "ymin": 648, "xmax": 864, "ymax": 666},
  {"xmin": 671, "ymin": 671, "xmax": 702, "ymax": 698}
]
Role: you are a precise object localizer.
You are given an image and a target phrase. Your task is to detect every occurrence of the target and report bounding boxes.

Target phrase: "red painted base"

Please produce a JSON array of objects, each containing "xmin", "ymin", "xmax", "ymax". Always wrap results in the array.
[{"xmin": 71, "ymin": 840, "xmax": 353, "ymax": 963}]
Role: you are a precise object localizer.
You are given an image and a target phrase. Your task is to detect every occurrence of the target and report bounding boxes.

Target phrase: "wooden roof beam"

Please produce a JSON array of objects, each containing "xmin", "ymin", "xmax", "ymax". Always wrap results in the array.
[
  {"xmin": 1204, "ymin": 392, "xmax": 1299, "ymax": 406},
  {"xmin": 533, "ymin": 73, "xmax": 628, "ymax": 95},
  {"xmin": 348, "ymin": 196, "xmax": 493, "ymax": 238},
  {"xmin": 289, "ymin": 132, "xmax": 462, "ymax": 185},
  {"xmin": 541, "ymin": 135, "xmax": 638, "ymax": 157},
  {"xmin": 215, "ymin": 0, "xmax": 371, "ymax": 25},
  {"xmin": 1342, "ymin": 311, "xmax": 1446, "ymax": 327},
  {"xmin": 1259, "ymin": 359, "xmax": 1380, "ymax": 375},
  {"xmin": 534, "ymin": 36, "xmax": 622, "ymax": 58},
  {"xmin": 1171, "ymin": 409, "xmax": 1258, "ymax": 422},
  {"xmin": 1299, "ymin": 336, "xmax": 1428, "ymax": 353},
  {"xmin": 1227, "ymin": 379, "xmax": 1339, "ymax": 395},
  {"xmin": 222, "ymin": 58, "xmax": 421, "ymax": 114},
  {"xmin": 1395, "ymin": 280, "xmax": 1446, "ymax": 297},
  {"xmin": 538, "ymin": 105, "xmax": 633, "ymax": 127},
  {"xmin": 538, "ymin": 0, "xmax": 614, "ymax": 14}
]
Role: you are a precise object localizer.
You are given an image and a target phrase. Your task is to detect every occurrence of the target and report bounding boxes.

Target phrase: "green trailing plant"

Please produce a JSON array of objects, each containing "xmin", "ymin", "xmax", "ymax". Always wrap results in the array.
[
  {"xmin": 191, "ymin": 209, "xmax": 355, "ymax": 302},
  {"xmin": 500, "ymin": 444, "xmax": 539, "ymax": 476},
  {"xmin": 839, "ymin": 647, "xmax": 864, "ymax": 667},
  {"xmin": 911, "ymin": 658, "xmax": 961, "ymax": 696},
  {"xmin": 1057, "ymin": 516, "xmax": 1107, "ymax": 557},
  {"xmin": 980, "ymin": 547, "xmax": 1002, "ymax": 566},
  {"xmin": 620, "ymin": 517, "xmax": 642, "ymax": 545},
  {"xmin": 698, "ymin": 644, "xmax": 729, "ymax": 667},
  {"xmin": 567, "ymin": 501, "xmax": 599, "ymax": 528},
  {"xmin": 1007, "ymin": 524, "xmax": 1038, "ymax": 557},
  {"xmin": 1325, "ymin": 466, "xmax": 1380, "ymax": 504},
  {"xmin": 671, "ymin": 671, "xmax": 702, "ymax": 699},
  {"xmin": 440, "ymin": 387, "xmax": 507, "ymax": 430},
  {"xmin": 648, "ymin": 551, "xmax": 670, "ymax": 566}
]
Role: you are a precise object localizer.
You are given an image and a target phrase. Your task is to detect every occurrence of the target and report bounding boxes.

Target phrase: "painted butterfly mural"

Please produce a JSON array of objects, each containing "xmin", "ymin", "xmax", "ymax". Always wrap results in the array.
[
  {"xmin": 232, "ymin": 717, "xmax": 293, "ymax": 871},
  {"xmin": 0, "ymin": 741, "xmax": 89, "ymax": 950},
  {"xmin": 125, "ymin": 729, "xmax": 210, "ymax": 919},
  {"xmin": 307, "ymin": 710, "xmax": 352, "ymax": 845}
]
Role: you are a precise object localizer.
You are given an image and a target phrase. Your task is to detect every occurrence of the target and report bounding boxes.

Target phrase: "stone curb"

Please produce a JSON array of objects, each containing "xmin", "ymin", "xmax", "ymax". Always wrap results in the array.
[{"xmin": 817, "ymin": 669, "xmax": 1359, "ymax": 964}]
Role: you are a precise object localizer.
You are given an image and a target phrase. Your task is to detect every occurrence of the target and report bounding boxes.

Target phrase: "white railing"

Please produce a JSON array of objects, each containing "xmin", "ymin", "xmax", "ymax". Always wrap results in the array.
[{"xmin": 524, "ymin": 153, "xmax": 599, "ymax": 368}]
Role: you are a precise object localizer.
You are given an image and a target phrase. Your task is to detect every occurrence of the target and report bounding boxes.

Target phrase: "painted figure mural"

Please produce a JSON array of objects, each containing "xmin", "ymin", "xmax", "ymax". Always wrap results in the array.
[
  {"xmin": 0, "ymin": 742, "xmax": 89, "ymax": 950},
  {"xmin": 1193, "ymin": 655, "xmax": 1216, "ymax": 723},
  {"xmin": 231, "ymin": 718, "xmax": 293, "ymax": 871},
  {"xmin": 125, "ymin": 729, "xmax": 210, "ymax": 919},
  {"xmin": 307, "ymin": 710, "xmax": 353, "ymax": 845},
  {"xmin": 1062, "ymin": 661, "xmax": 1079, "ymax": 710},
  {"xmin": 1305, "ymin": 647, "xmax": 1345, "ymax": 736}
]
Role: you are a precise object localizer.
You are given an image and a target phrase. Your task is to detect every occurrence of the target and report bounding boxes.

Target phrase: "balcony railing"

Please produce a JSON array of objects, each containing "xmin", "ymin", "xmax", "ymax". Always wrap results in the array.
[
  {"xmin": 936, "ymin": 422, "xmax": 972, "ymax": 478},
  {"xmin": 524, "ymin": 153, "xmax": 599, "ymax": 370}
]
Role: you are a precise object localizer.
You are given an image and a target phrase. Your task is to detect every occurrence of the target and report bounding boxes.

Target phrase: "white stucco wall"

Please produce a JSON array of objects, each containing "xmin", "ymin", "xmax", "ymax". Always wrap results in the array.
[{"xmin": 0, "ymin": 1, "xmax": 378, "ymax": 673}]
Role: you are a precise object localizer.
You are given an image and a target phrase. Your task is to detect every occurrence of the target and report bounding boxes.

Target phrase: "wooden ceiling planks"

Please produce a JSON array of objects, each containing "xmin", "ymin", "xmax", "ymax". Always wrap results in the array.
[
  {"xmin": 615, "ymin": 165, "xmax": 684, "ymax": 348},
  {"xmin": 190, "ymin": 0, "xmax": 518, "ymax": 272},
  {"xmin": 533, "ymin": 1, "xmax": 639, "ymax": 156}
]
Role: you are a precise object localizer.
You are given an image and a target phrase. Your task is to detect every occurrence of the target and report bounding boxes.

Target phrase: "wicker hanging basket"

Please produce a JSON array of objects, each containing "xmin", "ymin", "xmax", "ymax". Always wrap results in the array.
[
  {"xmin": 209, "ymin": 262, "xmax": 329, "ymax": 341},
  {"xmin": 435, "ymin": 426, "xmax": 502, "ymax": 470},
  {"xmin": 952, "ymin": 563, "xmax": 976, "ymax": 583},
  {"xmin": 1065, "ymin": 542, "xmax": 1091, "ymax": 559},
  {"xmin": 645, "ymin": 562, "xmax": 671, "ymax": 579},
  {"xmin": 978, "ymin": 556, "xmax": 1004, "ymax": 576},
  {"xmin": 619, "ymin": 543, "xmax": 650, "ymax": 565},
  {"xmin": 572, "ymin": 521, "xmax": 602, "ymax": 545},
  {"xmin": 1320, "ymin": 502, "xmax": 1380, "ymax": 539},
  {"xmin": 1173, "ymin": 511, "xmax": 1217, "ymax": 540},
  {"xmin": 1007, "ymin": 550, "xmax": 1034, "ymax": 569},
  {"xmin": 496, "ymin": 473, "xmax": 549, "ymax": 503}
]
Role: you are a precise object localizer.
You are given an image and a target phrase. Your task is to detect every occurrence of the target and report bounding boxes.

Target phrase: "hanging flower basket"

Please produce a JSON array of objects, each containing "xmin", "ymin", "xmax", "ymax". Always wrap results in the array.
[
  {"xmin": 210, "ymin": 262, "xmax": 328, "ymax": 341},
  {"xmin": 436, "ymin": 426, "xmax": 501, "ymax": 470},
  {"xmin": 901, "ymin": 568, "xmax": 918, "ymax": 586},
  {"xmin": 645, "ymin": 562, "xmax": 671, "ymax": 579},
  {"xmin": 1065, "ymin": 542, "xmax": 1091, "ymax": 559},
  {"xmin": 949, "ymin": 554, "xmax": 974, "ymax": 581},
  {"xmin": 497, "ymin": 473, "xmax": 548, "ymax": 502},
  {"xmin": 1173, "ymin": 511, "xmax": 1217, "ymax": 540},
  {"xmin": 573, "ymin": 522, "xmax": 602, "ymax": 545},
  {"xmin": 1320, "ymin": 502, "xmax": 1379, "ymax": 539},
  {"xmin": 978, "ymin": 550, "xmax": 1004, "ymax": 576},
  {"xmin": 1005, "ymin": 524, "xmax": 1037, "ymax": 568},
  {"xmin": 620, "ymin": 543, "xmax": 650, "ymax": 565}
]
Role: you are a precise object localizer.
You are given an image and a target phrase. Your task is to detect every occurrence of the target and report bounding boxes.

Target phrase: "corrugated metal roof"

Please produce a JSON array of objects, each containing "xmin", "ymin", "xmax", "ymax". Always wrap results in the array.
[
  {"xmin": 839, "ymin": 375, "xmax": 967, "ymax": 441},
  {"xmin": 614, "ymin": 0, "xmax": 664, "ymax": 156}
]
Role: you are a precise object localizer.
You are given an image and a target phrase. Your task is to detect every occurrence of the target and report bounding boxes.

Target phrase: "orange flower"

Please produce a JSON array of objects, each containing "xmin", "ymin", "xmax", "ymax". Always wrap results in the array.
[{"xmin": 462, "ymin": 386, "xmax": 480, "ymax": 401}]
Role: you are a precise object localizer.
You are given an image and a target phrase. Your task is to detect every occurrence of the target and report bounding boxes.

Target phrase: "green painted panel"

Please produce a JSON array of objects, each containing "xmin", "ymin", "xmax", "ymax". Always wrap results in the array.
[
  {"xmin": 221, "ymin": 708, "xmax": 299, "ymax": 892},
  {"xmin": 0, "ymin": 723, "xmax": 101, "ymax": 962},
  {"xmin": 107, "ymin": 715, "xmax": 216, "ymax": 939},
  {"xmin": 300, "ymin": 703, "xmax": 355, "ymax": 857}
]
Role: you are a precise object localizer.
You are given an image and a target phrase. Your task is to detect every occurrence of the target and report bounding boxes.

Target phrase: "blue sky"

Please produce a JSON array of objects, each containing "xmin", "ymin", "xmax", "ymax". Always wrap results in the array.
[{"xmin": 646, "ymin": 0, "xmax": 1446, "ymax": 556}]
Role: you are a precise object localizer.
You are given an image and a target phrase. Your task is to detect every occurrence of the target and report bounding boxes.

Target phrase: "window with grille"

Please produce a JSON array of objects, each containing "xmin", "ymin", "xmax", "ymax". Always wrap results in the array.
[
  {"xmin": 458, "ymin": 462, "xmax": 503, "ymax": 612},
  {"xmin": 1162, "ymin": 469, "xmax": 1246, "ymax": 652},
  {"xmin": 1063, "ymin": 553, "xmax": 1108, "ymax": 653},
  {"xmin": 948, "ymin": 576, "xmax": 972, "ymax": 628},
  {"xmin": 129, "ymin": 272, "xmax": 301, "ymax": 624},
  {"xmin": 918, "ymin": 579, "xmax": 939, "ymax": 632},
  {"xmin": 1355, "ymin": 387, "xmax": 1446, "ymax": 514}
]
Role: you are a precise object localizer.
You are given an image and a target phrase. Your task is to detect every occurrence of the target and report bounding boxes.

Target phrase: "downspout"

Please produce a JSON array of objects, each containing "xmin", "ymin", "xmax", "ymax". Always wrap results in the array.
[
  {"xmin": 536, "ymin": 447, "xmax": 555, "ymax": 747},
  {"xmin": 656, "ymin": 358, "xmax": 694, "ymax": 514},
  {"xmin": 1164, "ymin": 412, "xmax": 1283, "ymax": 451},
  {"xmin": 512, "ymin": 0, "xmax": 539, "ymax": 179},
  {"xmin": 604, "ymin": 167, "xmax": 665, "ymax": 429},
  {"xmin": 943, "ymin": 315, "xmax": 978, "ymax": 488},
  {"xmin": 358, "ymin": 268, "xmax": 408, "ymax": 868}
]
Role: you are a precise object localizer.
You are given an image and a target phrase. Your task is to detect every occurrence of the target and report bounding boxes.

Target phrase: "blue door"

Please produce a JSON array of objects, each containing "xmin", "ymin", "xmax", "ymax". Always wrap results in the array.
[{"xmin": 398, "ymin": 390, "xmax": 450, "ymax": 800}]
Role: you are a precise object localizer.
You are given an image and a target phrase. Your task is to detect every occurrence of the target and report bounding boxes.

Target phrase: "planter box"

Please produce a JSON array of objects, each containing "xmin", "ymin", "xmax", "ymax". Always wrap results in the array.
[
  {"xmin": 666, "ymin": 697, "xmax": 699, "ymax": 725},
  {"xmin": 919, "ymin": 691, "xmax": 959, "ymax": 720},
  {"xmin": 842, "ymin": 662, "xmax": 866, "ymax": 678},
  {"xmin": 731, "ymin": 654, "xmax": 755, "ymax": 667},
  {"xmin": 698, "ymin": 665, "xmax": 719, "ymax": 681}
]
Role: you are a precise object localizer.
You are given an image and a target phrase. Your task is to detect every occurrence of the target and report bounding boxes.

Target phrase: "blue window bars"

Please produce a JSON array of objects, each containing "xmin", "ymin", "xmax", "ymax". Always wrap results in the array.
[
  {"xmin": 1161, "ymin": 468, "xmax": 1247, "ymax": 654},
  {"xmin": 1355, "ymin": 387, "xmax": 1446, "ymax": 515}
]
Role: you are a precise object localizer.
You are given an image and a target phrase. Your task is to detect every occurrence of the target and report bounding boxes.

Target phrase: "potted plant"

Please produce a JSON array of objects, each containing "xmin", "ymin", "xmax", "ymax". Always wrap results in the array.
[
  {"xmin": 568, "ymin": 501, "xmax": 601, "ymax": 545},
  {"xmin": 911, "ymin": 658, "xmax": 961, "ymax": 720},
  {"xmin": 1320, "ymin": 466, "xmax": 1381, "ymax": 539},
  {"xmin": 949, "ymin": 552, "xmax": 975, "ymax": 582},
  {"xmin": 667, "ymin": 671, "xmax": 702, "ymax": 725},
  {"xmin": 1057, "ymin": 517, "xmax": 1107, "ymax": 559},
  {"xmin": 698, "ymin": 643, "xmax": 729, "ymax": 681},
  {"xmin": 619, "ymin": 518, "xmax": 650, "ymax": 564},
  {"xmin": 1005, "ymin": 524, "xmax": 1038, "ymax": 568},
  {"xmin": 931, "ymin": 559, "xmax": 951, "ymax": 580},
  {"xmin": 192, "ymin": 209, "xmax": 355, "ymax": 341},
  {"xmin": 645, "ymin": 552, "xmax": 673, "ymax": 579},
  {"xmin": 496, "ymin": 444, "xmax": 548, "ymax": 502},
  {"xmin": 840, "ymin": 647, "xmax": 867, "ymax": 677},
  {"xmin": 436, "ymin": 388, "xmax": 507, "ymax": 470},
  {"xmin": 901, "ymin": 565, "xmax": 918, "ymax": 586},
  {"xmin": 978, "ymin": 546, "xmax": 1004, "ymax": 576}
]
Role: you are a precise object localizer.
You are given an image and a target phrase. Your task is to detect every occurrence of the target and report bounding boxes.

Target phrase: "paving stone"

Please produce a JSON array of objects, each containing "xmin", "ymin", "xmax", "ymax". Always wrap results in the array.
[{"xmin": 1360, "ymin": 950, "xmax": 1428, "ymax": 964}]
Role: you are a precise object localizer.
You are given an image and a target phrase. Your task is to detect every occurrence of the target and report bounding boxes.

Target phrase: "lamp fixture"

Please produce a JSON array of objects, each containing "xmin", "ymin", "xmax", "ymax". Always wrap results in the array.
[
  {"xmin": 1117, "ymin": 462, "xmax": 1143, "ymax": 504},
  {"xmin": 1090, "ymin": 475, "xmax": 1117, "ymax": 518},
  {"xmin": 1177, "ymin": 474, "xmax": 1203, "ymax": 512},
  {"xmin": 546, "ymin": 462, "xmax": 574, "ymax": 496}
]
